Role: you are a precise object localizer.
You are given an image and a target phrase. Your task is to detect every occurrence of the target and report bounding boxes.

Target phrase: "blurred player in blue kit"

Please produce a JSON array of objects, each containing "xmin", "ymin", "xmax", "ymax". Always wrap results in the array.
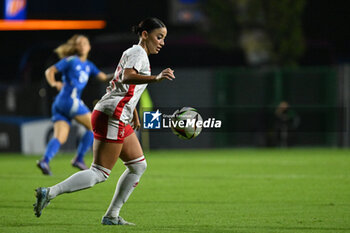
[{"xmin": 37, "ymin": 34, "xmax": 111, "ymax": 175}]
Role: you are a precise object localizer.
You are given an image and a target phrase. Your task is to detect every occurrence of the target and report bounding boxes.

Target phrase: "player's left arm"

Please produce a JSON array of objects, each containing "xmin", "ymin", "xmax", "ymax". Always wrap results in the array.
[
  {"xmin": 132, "ymin": 108, "xmax": 141, "ymax": 131},
  {"xmin": 45, "ymin": 65, "xmax": 63, "ymax": 91},
  {"xmin": 96, "ymin": 72, "xmax": 114, "ymax": 82}
]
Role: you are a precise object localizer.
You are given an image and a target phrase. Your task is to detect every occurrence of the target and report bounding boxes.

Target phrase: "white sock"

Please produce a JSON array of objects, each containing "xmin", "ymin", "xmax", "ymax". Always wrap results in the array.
[
  {"xmin": 104, "ymin": 156, "xmax": 147, "ymax": 218},
  {"xmin": 48, "ymin": 164, "xmax": 110, "ymax": 200}
]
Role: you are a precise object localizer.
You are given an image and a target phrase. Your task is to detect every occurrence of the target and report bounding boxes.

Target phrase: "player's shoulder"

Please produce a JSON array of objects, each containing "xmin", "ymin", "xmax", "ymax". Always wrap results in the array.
[
  {"xmin": 125, "ymin": 45, "xmax": 146, "ymax": 56},
  {"xmin": 63, "ymin": 55, "xmax": 79, "ymax": 63}
]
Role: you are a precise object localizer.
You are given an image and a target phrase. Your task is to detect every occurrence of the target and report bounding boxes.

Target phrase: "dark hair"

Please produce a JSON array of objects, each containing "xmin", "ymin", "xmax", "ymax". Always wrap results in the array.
[{"xmin": 132, "ymin": 18, "xmax": 166, "ymax": 36}]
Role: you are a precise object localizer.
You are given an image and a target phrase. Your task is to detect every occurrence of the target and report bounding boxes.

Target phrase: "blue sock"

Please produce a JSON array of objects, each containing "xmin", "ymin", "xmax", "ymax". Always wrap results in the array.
[
  {"xmin": 43, "ymin": 138, "xmax": 61, "ymax": 163},
  {"xmin": 76, "ymin": 131, "xmax": 94, "ymax": 162}
]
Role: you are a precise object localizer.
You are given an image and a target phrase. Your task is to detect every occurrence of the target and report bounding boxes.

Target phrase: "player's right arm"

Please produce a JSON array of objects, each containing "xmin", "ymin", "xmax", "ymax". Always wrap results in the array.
[
  {"xmin": 45, "ymin": 65, "xmax": 63, "ymax": 91},
  {"xmin": 122, "ymin": 68, "xmax": 175, "ymax": 84}
]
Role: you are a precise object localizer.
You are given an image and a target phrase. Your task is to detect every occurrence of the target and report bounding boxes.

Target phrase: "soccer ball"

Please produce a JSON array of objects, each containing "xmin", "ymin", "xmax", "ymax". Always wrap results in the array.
[{"xmin": 171, "ymin": 107, "xmax": 203, "ymax": 139}]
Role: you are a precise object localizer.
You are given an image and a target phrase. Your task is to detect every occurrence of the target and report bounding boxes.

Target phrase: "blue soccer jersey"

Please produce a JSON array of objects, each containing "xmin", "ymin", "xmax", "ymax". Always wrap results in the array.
[
  {"xmin": 51, "ymin": 56, "xmax": 101, "ymax": 124},
  {"xmin": 55, "ymin": 56, "xmax": 100, "ymax": 99}
]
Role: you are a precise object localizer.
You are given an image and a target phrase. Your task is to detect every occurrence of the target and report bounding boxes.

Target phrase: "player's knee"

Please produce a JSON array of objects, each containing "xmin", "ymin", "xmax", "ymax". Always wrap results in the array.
[
  {"xmin": 126, "ymin": 158, "xmax": 147, "ymax": 175},
  {"xmin": 90, "ymin": 164, "xmax": 110, "ymax": 184},
  {"xmin": 136, "ymin": 159, "xmax": 147, "ymax": 175},
  {"xmin": 82, "ymin": 120, "xmax": 92, "ymax": 131},
  {"xmin": 56, "ymin": 136, "xmax": 67, "ymax": 144},
  {"xmin": 55, "ymin": 132, "xmax": 69, "ymax": 144},
  {"xmin": 86, "ymin": 124, "xmax": 93, "ymax": 131}
]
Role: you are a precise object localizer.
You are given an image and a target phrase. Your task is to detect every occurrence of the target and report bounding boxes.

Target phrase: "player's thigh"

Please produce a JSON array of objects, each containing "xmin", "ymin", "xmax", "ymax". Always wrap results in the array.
[
  {"xmin": 120, "ymin": 132, "xmax": 144, "ymax": 162},
  {"xmin": 53, "ymin": 120, "xmax": 70, "ymax": 144},
  {"xmin": 92, "ymin": 139, "xmax": 123, "ymax": 170},
  {"xmin": 75, "ymin": 113, "xmax": 92, "ymax": 130}
]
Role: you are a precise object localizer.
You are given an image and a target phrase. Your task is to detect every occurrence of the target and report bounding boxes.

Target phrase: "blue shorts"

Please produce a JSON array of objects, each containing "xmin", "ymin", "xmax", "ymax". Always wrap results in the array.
[{"xmin": 51, "ymin": 97, "xmax": 90, "ymax": 125}]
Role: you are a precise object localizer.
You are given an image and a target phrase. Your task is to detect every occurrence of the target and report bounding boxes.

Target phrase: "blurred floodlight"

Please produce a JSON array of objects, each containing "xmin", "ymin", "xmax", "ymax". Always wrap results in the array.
[
  {"xmin": 169, "ymin": 0, "xmax": 205, "ymax": 25},
  {"xmin": 38, "ymin": 88, "xmax": 46, "ymax": 98}
]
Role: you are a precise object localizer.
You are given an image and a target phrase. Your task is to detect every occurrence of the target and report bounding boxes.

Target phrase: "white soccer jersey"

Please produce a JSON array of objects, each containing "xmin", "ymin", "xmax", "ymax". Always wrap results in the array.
[{"xmin": 94, "ymin": 45, "xmax": 150, "ymax": 123}]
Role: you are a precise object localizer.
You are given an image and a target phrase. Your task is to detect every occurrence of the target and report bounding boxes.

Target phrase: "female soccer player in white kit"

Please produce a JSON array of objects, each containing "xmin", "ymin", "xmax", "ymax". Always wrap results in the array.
[{"xmin": 34, "ymin": 18, "xmax": 175, "ymax": 225}]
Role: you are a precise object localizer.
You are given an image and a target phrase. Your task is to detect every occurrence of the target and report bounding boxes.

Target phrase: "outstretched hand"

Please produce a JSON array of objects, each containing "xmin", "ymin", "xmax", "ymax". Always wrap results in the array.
[
  {"xmin": 156, "ymin": 68, "xmax": 175, "ymax": 81},
  {"xmin": 53, "ymin": 81, "xmax": 63, "ymax": 91}
]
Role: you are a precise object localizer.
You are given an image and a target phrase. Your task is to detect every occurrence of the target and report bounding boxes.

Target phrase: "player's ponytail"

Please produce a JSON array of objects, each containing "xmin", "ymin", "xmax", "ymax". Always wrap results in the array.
[
  {"xmin": 132, "ymin": 18, "xmax": 166, "ymax": 37},
  {"xmin": 131, "ymin": 24, "xmax": 142, "ymax": 35},
  {"xmin": 54, "ymin": 34, "xmax": 87, "ymax": 59}
]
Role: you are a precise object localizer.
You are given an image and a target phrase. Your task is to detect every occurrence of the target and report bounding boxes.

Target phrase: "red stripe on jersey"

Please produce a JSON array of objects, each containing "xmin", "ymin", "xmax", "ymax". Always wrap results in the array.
[{"xmin": 113, "ymin": 84, "xmax": 136, "ymax": 118}]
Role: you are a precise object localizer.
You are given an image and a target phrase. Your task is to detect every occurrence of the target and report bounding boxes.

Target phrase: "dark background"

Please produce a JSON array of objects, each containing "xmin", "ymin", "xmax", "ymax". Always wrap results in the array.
[
  {"xmin": 1, "ymin": 0, "xmax": 350, "ymax": 149},
  {"xmin": 1, "ymin": 0, "xmax": 350, "ymax": 85}
]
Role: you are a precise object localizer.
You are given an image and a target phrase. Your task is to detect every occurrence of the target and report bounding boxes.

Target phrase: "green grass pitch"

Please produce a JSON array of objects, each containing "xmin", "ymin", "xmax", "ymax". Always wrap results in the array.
[{"xmin": 0, "ymin": 149, "xmax": 349, "ymax": 233}]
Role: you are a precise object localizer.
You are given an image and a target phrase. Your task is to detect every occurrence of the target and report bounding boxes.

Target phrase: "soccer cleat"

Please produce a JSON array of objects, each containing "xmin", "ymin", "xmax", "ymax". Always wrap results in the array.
[
  {"xmin": 101, "ymin": 216, "xmax": 136, "ymax": 226},
  {"xmin": 36, "ymin": 160, "xmax": 52, "ymax": 176},
  {"xmin": 71, "ymin": 159, "xmax": 88, "ymax": 170},
  {"xmin": 33, "ymin": 187, "xmax": 50, "ymax": 217}
]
